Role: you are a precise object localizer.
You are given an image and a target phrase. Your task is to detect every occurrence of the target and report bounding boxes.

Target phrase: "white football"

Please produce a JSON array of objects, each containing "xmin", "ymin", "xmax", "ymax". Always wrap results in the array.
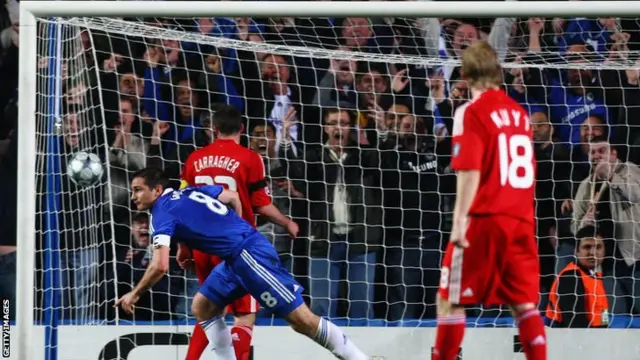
[{"xmin": 66, "ymin": 151, "xmax": 104, "ymax": 187}]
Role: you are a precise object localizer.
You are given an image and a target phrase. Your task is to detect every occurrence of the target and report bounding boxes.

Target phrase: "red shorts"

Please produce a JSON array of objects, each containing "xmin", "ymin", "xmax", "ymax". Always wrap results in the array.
[
  {"xmin": 192, "ymin": 249, "xmax": 259, "ymax": 314},
  {"xmin": 438, "ymin": 215, "xmax": 539, "ymax": 306}
]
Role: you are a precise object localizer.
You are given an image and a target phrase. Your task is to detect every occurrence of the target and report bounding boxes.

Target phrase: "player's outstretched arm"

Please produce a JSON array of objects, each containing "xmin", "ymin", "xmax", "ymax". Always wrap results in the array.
[
  {"xmin": 450, "ymin": 170, "xmax": 481, "ymax": 248},
  {"xmin": 115, "ymin": 245, "xmax": 170, "ymax": 314},
  {"xmin": 134, "ymin": 245, "xmax": 170, "ymax": 293},
  {"xmin": 217, "ymin": 189, "xmax": 243, "ymax": 217}
]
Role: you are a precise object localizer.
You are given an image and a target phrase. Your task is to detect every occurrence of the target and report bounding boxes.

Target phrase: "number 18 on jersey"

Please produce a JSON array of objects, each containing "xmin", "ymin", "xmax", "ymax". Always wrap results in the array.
[{"xmin": 451, "ymin": 90, "xmax": 536, "ymax": 222}]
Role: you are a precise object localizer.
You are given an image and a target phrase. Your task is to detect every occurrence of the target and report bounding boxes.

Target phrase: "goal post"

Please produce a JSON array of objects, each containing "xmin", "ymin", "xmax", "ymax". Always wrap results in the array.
[
  {"xmin": 16, "ymin": 6, "xmax": 38, "ymax": 360},
  {"xmin": 16, "ymin": 1, "xmax": 640, "ymax": 360}
]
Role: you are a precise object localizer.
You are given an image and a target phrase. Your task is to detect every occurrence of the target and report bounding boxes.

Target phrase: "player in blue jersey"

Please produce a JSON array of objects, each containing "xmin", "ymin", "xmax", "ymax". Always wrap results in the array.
[{"xmin": 115, "ymin": 168, "xmax": 370, "ymax": 360}]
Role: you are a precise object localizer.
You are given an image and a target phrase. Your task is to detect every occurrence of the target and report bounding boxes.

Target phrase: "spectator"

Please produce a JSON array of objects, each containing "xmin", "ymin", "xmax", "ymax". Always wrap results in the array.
[
  {"xmin": 620, "ymin": 56, "xmax": 640, "ymax": 163},
  {"xmin": 313, "ymin": 49, "xmax": 358, "ymax": 109},
  {"xmin": 550, "ymin": 17, "xmax": 619, "ymax": 55},
  {"xmin": 303, "ymin": 107, "xmax": 382, "ymax": 319},
  {"xmin": 376, "ymin": 108, "xmax": 452, "ymax": 320},
  {"xmin": 146, "ymin": 75, "xmax": 209, "ymax": 182},
  {"xmin": 108, "ymin": 97, "xmax": 148, "ymax": 218},
  {"xmin": 355, "ymin": 62, "xmax": 391, "ymax": 144},
  {"xmin": 58, "ymin": 108, "xmax": 103, "ymax": 321},
  {"xmin": 340, "ymin": 18, "xmax": 375, "ymax": 52},
  {"xmin": 197, "ymin": 45, "xmax": 244, "ymax": 113},
  {"xmin": 249, "ymin": 119, "xmax": 305, "ymax": 272},
  {"xmin": 529, "ymin": 106, "xmax": 573, "ymax": 292},
  {"xmin": 546, "ymin": 226, "xmax": 609, "ymax": 328},
  {"xmin": 112, "ymin": 58, "xmax": 146, "ymax": 112},
  {"xmin": 575, "ymin": 115, "xmax": 607, "ymax": 177},
  {"xmin": 522, "ymin": 42, "xmax": 617, "ymax": 147},
  {"xmin": 141, "ymin": 39, "xmax": 185, "ymax": 122},
  {"xmin": 245, "ymin": 54, "xmax": 303, "ymax": 155},
  {"xmin": 572, "ymin": 135, "xmax": 640, "ymax": 314},
  {"xmin": 419, "ymin": 16, "xmax": 515, "ymax": 82},
  {"xmin": 116, "ymin": 212, "xmax": 174, "ymax": 321}
]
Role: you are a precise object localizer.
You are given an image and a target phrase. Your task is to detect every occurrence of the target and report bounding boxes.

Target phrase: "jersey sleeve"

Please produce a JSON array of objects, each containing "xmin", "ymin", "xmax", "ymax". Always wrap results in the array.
[
  {"xmin": 247, "ymin": 152, "xmax": 272, "ymax": 207},
  {"xmin": 202, "ymin": 184, "xmax": 225, "ymax": 199},
  {"xmin": 149, "ymin": 208, "xmax": 178, "ymax": 248},
  {"xmin": 451, "ymin": 104, "xmax": 485, "ymax": 171}
]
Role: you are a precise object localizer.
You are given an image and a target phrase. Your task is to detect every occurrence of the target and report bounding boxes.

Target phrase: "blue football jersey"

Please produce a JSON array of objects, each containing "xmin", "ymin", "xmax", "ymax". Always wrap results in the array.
[
  {"xmin": 548, "ymin": 77, "xmax": 608, "ymax": 145},
  {"xmin": 149, "ymin": 185, "xmax": 256, "ymax": 259}
]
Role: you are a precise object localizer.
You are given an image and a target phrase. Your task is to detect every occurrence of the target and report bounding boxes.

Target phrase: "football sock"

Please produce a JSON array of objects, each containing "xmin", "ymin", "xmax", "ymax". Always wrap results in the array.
[
  {"xmin": 230, "ymin": 325, "xmax": 253, "ymax": 360},
  {"xmin": 313, "ymin": 317, "xmax": 369, "ymax": 360},
  {"xmin": 433, "ymin": 314, "xmax": 465, "ymax": 360},
  {"xmin": 516, "ymin": 309, "xmax": 547, "ymax": 360},
  {"xmin": 185, "ymin": 324, "xmax": 209, "ymax": 360},
  {"xmin": 199, "ymin": 316, "xmax": 237, "ymax": 360}
]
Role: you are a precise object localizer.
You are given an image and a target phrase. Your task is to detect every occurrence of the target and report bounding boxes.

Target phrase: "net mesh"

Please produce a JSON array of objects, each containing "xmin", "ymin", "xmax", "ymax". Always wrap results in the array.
[
  {"xmin": 26, "ymin": 11, "xmax": 640, "ymax": 342},
  {"xmin": 35, "ymin": 21, "xmax": 117, "ymax": 326}
]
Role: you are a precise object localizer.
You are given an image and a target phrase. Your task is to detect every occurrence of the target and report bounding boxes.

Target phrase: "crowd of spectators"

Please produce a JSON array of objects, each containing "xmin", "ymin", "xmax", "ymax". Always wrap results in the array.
[{"xmin": 0, "ymin": 0, "xmax": 639, "ymax": 327}]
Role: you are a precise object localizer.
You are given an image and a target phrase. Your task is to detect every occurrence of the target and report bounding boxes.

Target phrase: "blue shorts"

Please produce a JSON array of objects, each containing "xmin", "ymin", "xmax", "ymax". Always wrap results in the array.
[{"xmin": 199, "ymin": 237, "xmax": 305, "ymax": 317}]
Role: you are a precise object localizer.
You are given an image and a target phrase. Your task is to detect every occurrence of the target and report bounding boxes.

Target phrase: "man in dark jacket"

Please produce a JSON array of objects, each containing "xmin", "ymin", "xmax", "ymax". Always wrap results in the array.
[
  {"xmin": 302, "ymin": 106, "xmax": 382, "ymax": 319},
  {"xmin": 379, "ymin": 110, "xmax": 453, "ymax": 320}
]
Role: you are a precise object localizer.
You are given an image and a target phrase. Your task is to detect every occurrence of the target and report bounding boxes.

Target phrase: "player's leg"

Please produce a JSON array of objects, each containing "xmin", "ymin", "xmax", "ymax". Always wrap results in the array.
[
  {"xmin": 433, "ymin": 245, "xmax": 467, "ymax": 360},
  {"xmin": 191, "ymin": 292, "xmax": 236, "ymax": 360},
  {"xmin": 434, "ymin": 218, "xmax": 494, "ymax": 360},
  {"xmin": 511, "ymin": 303, "xmax": 547, "ymax": 360},
  {"xmin": 285, "ymin": 302, "xmax": 369, "ymax": 360},
  {"xmin": 196, "ymin": 261, "xmax": 248, "ymax": 360},
  {"xmin": 186, "ymin": 251, "xmax": 217, "ymax": 360},
  {"xmin": 229, "ymin": 296, "xmax": 259, "ymax": 360},
  {"xmin": 235, "ymin": 245, "xmax": 370, "ymax": 360},
  {"xmin": 503, "ymin": 221, "xmax": 547, "ymax": 360}
]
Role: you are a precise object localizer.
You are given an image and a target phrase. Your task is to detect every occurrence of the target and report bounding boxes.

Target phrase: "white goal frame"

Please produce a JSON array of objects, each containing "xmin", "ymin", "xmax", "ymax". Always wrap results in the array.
[{"xmin": 16, "ymin": 1, "xmax": 640, "ymax": 360}]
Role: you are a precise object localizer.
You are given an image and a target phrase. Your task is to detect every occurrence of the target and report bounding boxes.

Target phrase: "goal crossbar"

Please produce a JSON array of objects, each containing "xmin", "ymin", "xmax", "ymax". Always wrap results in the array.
[{"xmin": 18, "ymin": 0, "xmax": 640, "ymax": 18}]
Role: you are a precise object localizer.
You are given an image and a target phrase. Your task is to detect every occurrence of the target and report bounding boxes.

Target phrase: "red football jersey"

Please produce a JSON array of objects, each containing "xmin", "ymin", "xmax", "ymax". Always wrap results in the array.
[
  {"xmin": 451, "ymin": 89, "xmax": 535, "ymax": 223},
  {"xmin": 180, "ymin": 139, "xmax": 272, "ymax": 227}
]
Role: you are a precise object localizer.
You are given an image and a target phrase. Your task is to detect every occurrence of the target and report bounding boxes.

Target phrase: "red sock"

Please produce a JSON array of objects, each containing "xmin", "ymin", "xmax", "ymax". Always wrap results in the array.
[
  {"xmin": 185, "ymin": 324, "xmax": 209, "ymax": 360},
  {"xmin": 516, "ymin": 309, "xmax": 547, "ymax": 360},
  {"xmin": 433, "ymin": 315, "xmax": 465, "ymax": 360},
  {"xmin": 231, "ymin": 325, "xmax": 253, "ymax": 360}
]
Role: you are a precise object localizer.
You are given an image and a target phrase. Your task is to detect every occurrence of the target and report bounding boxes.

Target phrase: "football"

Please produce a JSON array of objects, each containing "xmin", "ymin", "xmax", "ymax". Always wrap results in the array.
[{"xmin": 66, "ymin": 151, "xmax": 104, "ymax": 187}]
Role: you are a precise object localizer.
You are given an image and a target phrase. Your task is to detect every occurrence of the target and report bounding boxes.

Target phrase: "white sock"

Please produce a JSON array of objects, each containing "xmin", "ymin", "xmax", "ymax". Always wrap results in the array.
[
  {"xmin": 199, "ymin": 316, "xmax": 237, "ymax": 360},
  {"xmin": 313, "ymin": 318, "xmax": 369, "ymax": 360}
]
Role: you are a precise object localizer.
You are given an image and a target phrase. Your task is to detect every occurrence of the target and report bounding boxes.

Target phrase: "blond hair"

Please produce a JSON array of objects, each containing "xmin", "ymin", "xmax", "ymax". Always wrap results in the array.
[{"xmin": 460, "ymin": 40, "xmax": 502, "ymax": 89}]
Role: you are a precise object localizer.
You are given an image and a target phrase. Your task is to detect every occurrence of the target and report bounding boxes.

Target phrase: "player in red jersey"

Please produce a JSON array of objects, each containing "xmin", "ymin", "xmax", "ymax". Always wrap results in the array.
[
  {"xmin": 178, "ymin": 105, "xmax": 299, "ymax": 360},
  {"xmin": 433, "ymin": 41, "xmax": 547, "ymax": 360}
]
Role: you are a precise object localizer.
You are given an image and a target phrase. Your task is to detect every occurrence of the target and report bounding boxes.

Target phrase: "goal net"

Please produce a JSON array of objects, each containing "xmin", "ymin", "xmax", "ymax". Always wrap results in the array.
[{"xmin": 20, "ymin": 6, "xmax": 640, "ymax": 360}]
